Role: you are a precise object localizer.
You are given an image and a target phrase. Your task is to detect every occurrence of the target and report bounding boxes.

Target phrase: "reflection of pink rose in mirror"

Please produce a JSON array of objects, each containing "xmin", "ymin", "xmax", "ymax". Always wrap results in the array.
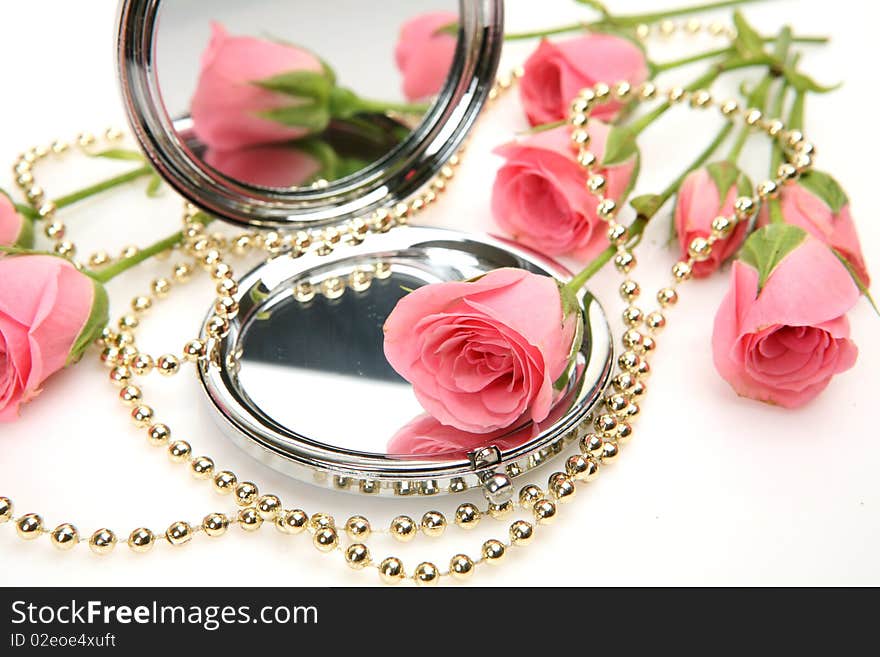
[
  {"xmin": 204, "ymin": 144, "xmax": 322, "ymax": 188},
  {"xmin": 394, "ymin": 12, "xmax": 458, "ymax": 101},
  {"xmin": 387, "ymin": 413, "xmax": 540, "ymax": 459}
]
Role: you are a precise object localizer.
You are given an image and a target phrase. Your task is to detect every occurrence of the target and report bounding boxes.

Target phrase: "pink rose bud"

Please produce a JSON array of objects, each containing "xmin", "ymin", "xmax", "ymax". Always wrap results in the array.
[
  {"xmin": 712, "ymin": 225, "xmax": 859, "ymax": 409},
  {"xmin": 0, "ymin": 192, "xmax": 33, "ymax": 249},
  {"xmin": 0, "ymin": 255, "xmax": 108, "ymax": 422},
  {"xmin": 191, "ymin": 22, "xmax": 330, "ymax": 151},
  {"xmin": 520, "ymin": 34, "xmax": 648, "ymax": 126},
  {"xmin": 674, "ymin": 163, "xmax": 752, "ymax": 278},
  {"xmin": 383, "ymin": 268, "xmax": 579, "ymax": 433},
  {"xmin": 205, "ymin": 143, "xmax": 323, "ymax": 188},
  {"xmin": 395, "ymin": 12, "xmax": 458, "ymax": 102},
  {"xmin": 757, "ymin": 170, "xmax": 870, "ymax": 289},
  {"xmin": 491, "ymin": 122, "xmax": 638, "ymax": 259}
]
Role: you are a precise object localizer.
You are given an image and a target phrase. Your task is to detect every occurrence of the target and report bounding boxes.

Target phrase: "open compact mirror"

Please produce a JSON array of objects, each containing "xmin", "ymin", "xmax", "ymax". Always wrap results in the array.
[{"xmin": 118, "ymin": 0, "xmax": 614, "ymax": 500}]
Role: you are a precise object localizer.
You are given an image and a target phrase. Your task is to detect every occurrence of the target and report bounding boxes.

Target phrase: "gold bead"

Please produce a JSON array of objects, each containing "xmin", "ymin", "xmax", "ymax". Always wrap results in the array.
[
  {"xmin": 607, "ymin": 223, "xmax": 628, "ymax": 244},
  {"xmin": 421, "ymin": 511, "xmax": 447, "ymax": 537},
  {"xmin": 596, "ymin": 198, "xmax": 617, "ymax": 219},
  {"xmin": 618, "ymin": 351, "xmax": 641, "ymax": 374},
  {"xmin": 757, "ymin": 180, "xmax": 779, "ymax": 200},
  {"xmin": 308, "ymin": 513, "xmax": 335, "ymax": 531},
  {"xmin": 256, "ymin": 494, "xmax": 282, "ymax": 520},
  {"xmin": 414, "ymin": 562, "xmax": 440, "ymax": 586},
  {"xmin": 594, "ymin": 82, "xmax": 611, "ymax": 99},
  {"xmin": 38, "ymin": 201, "xmax": 57, "ymax": 218},
  {"xmin": 166, "ymin": 521, "xmax": 193, "ymax": 546},
  {"xmin": 119, "ymin": 385, "xmax": 142, "ymax": 406},
  {"xmin": 234, "ymin": 482, "xmax": 259, "ymax": 507},
  {"xmin": 16, "ymin": 513, "xmax": 43, "ymax": 539},
  {"xmin": 631, "ymin": 380, "xmax": 647, "ymax": 398},
  {"xmin": 602, "ymin": 440, "xmax": 620, "ymax": 462},
  {"xmin": 454, "ymin": 503, "xmax": 482, "ymax": 529},
  {"xmin": 548, "ymin": 473, "xmax": 576, "ymax": 502},
  {"xmin": 489, "ymin": 500, "xmax": 515, "ymax": 519},
  {"xmin": 580, "ymin": 432, "xmax": 605, "ymax": 458},
  {"xmin": 622, "ymin": 306, "xmax": 643, "ymax": 326},
  {"xmin": 216, "ymin": 278, "xmax": 238, "ymax": 297},
  {"xmin": 206, "ymin": 316, "xmax": 230, "ymax": 339},
  {"xmin": 214, "ymin": 297, "xmax": 239, "ymax": 318},
  {"xmin": 637, "ymin": 358, "xmax": 651, "ymax": 378},
  {"xmin": 617, "ymin": 422, "xmax": 634, "ymax": 442},
  {"xmin": 668, "ymin": 87, "xmax": 686, "ymax": 103},
  {"xmin": 509, "ymin": 520, "xmax": 535, "ymax": 546},
  {"xmin": 390, "ymin": 515, "xmax": 417, "ymax": 542},
  {"xmin": 182, "ymin": 339, "xmax": 206, "ymax": 362},
  {"xmin": 734, "ymin": 196, "xmax": 757, "ymax": 220},
  {"xmin": 711, "ymin": 215, "xmax": 735, "ymax": 239},
  {"xmin": 190, "ymin": 456, "xmax": 214, "ymax": 479},
  {"xmin": 131, "ymin": 405, "xmax": 154, "ymax": 427},
  {"xmin": 50, "ymin": 523, "xmax": 79, "ymax": 550},
  {"xmin": 777, "ymin": 162, "xmax": 799, "ymax": 183},
  {"xmin": 313, "ymin": 527, "xmax": 338, "ymax": 552},
  {"xmin": 620, "ymin": 280, "xmax": 640, "ymax": 301},
  {"xmin": 614, "ymin": 80, "xmax": 632, "ymax": 100},
  {"xmin": 109, "ymin": 365, "xmax": 132, "ymax": 386},
  {"xmin": 786, "ymin": 129, "xmax": 805, "ymax": 147},
  {"xmin": 378, "ymin": 557, "xmax": 406, "ymax": 584},
  {"xmin": 157, "ymin": 354, "xmax": 180, "ymax": 376},
  {"xmin": 606, "ymin": 392, "xmax": 629, "ymax": 413},
  {"xmin": 276, "ymin": 509, "xmax": 308, "ymax": 535},
  {"xmin": 688, "ymin": 236, "xmax": 712, "ymax": 261},
  {"xmin": 745, "ymin": 108, "xmax": 763, "ymax": 125},
  {"xmin": 482, "ymin": 539, "xmax": 506, "ymax": 564},
  {"xmin": 145, "ymin": 423, "xmax": 171, "ymax": 447},
  {"xmin": 89, "ymin": 529, "xmax": 117, "ymax": 555},
  {"xmin": 533, "ymin": 499, "xmax": 558, "ymax": 525},
  {"xmin": 151, "ymin": 278, "xmax": 172, "ymax": 298},
  {"xmin": 168, "ymin": 440, "xmax": 192, "ymax": 462},
  {"xmin": 657, "ymin": 287, "xmax": 678, "ymax": 307},
  {"xmin": 720, "ymin": 99, "xmax": 740, "ymax": 116},
  {"xmin": 566, "ymin": 454, "xmax": 591, "ymax": 481},
  {"xmin": 450, "ymin": 554, "xmax": 475, "ymax": 580},
  {"xmin": 622, "ymin": 328, "xmax": 645, "ymax": 351},
  {"xmin": 130, "ymin": 354, "xmax": 153, "ymax": 376},
  {"xmin": 623, "ymin": 402, "xmax": 640, "ymax": 419},
  {"xmin": 345, "ymin": 543, "xmax": 371, "ymax": 569},
  {"xmin": 237, "ymin": 507, "xmax": 263, "ymax": 531},
  {"xmin": 128, "ymin": 527, "xmax": 155, "ymax": 552},
  {"xmin": 613, "ymin": 372, "xmax": 636, "ymax": 392},
  {"xmin": 519, "ymin": 485, "xmax": 544, "ymax": 510},
  {"xmin": 571, "ymin": 129, "xmax": 590, "ymax": 146},
  {"xmin": 587, "ymin": 174, "xmax": 607, "ymax": 193},
  {"xmin": 646, "ymin": 311, "xmax": 666, "ymax": 332},
  {"xmin": 577, "ymin": 150, "xmax": 597, "ymax": 168},
  {"xmin": 173, "ymin": 263, "xmax": 193, "ymax": 283},
  {"xmin": 0, "ymin": 497, "xmax": 12, "ymax": 524},
  {"xmin": 691, "ymin": 89, "xmax": 712, "ymax": 108},
  {"xmin": 345, "ymin": 515, "xmax": 371, "ymax": 540},
  {"xmin": 672, "ymin": 261, "xmax": 692, "ymax": 281},
  {"xmin": 131, "ymin": 296, "xmax": 152, "ymax": 313},
  {"xmin": 614, "ymin": 251, "xmax": 636, "ymax": 273},
  {"xmin": 639, "ymin": 81, "xmax": 657, "ymax": 99},
  {"xmin": 213, "ymin": 470, "xmax": 237, "ymax": 494}
]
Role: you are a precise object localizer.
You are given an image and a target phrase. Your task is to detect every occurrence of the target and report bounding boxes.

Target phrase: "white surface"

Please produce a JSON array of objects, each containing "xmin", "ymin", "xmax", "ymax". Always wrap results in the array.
[{"xmin": 0, "ymin": 0, "xmax": 877, "ymax": 586}]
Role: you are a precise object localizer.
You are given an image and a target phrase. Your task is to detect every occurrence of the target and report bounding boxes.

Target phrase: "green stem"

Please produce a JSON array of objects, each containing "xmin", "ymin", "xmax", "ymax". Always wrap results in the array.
[
  {"xmin": 94, "ymin": 213, "xmax": 214, "ymax": 283},
  {"xmin": 505, "ymin": 0, "xmax": 767, "ymax": 40},
  {"xmin": 52, "ymin": 165, "xmax": 153, "ymax": 211},
  {"xmin": 653, "ymin": 34, "xmax": 828, "ymax": 73},
  {"xmin": 352, "ymin": 97, "xmax": 431, "ymax": 116},
  {"xmin": 726, "ymin": 72, "xmax": 774, "ymax": 163},
  {"xmin": 788, "ymin": 90, "xmax": 805, "ymax": 131},
  {"xmin": 565, "ymin": 122, "xmax": 733, "ymax": 292},
  {"xmin": 766, "ymin": 33, "xmax": 795, "ymax": 224}
]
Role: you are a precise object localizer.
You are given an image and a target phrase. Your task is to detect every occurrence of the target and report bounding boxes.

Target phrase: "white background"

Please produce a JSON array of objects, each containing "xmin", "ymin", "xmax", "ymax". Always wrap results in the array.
[{"xmin": 0, "ymin": 0, "xmax": 877, "ymax": 586}]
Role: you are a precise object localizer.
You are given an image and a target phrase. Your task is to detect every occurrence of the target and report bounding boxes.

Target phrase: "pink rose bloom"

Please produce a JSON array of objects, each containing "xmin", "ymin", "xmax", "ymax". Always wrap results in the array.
[
  {"xmin": 395, "ymin": 12, "xmax": 457, "ymax": 102},
  {"xmin": 1, "ymin": 192, "xmax": 32, "ymax": 248},
  {"xmin": 384, "ymin": 268, "xmax": 578, "ymax": 433},
  {"xmin": 0, "ymin": 255, "xmax": 108, "ymax": 422},
  {"xmin": 387, "ymin": 414, "xmax": 538, "ymax": 459},
  {"xmin": 520, "ymin": 34, "xmax": 648, "ymax": 126},
  {"xmin": 491, "ymin": 122, "xmax": 637, "ymax": 259},
  {"xmin": 757, "ymin": 171, "xmax": 870, "ymax": 288},
  {"xmin": 712, "ymin": 228, "xmax": 859, "ymax": 409},
  {"xmin": 675, "ymin": 163, "xmax": 751, "ymax": 278},
  {"xmin": 205, "ymin": 144, "xmax": 322, "ymax": 188},
  {"xmin": 191, "ymin": 22, "xmax": 327, "ymax": 151}
]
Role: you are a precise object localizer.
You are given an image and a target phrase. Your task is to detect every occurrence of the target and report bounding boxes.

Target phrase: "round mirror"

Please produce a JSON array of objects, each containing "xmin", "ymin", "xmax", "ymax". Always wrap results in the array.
[
  {"xmin": 117, "ymin": 0, "xmax": 503, "ymax": 228},
  {"xmin": 200, "ymin": 227, "xmax": 613, "ymax": 495}
]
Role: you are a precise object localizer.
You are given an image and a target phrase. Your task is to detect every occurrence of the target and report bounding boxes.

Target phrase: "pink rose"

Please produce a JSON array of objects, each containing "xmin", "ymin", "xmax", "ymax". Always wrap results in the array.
[
  {"xmin": 191, "ymin": 22, "xmax": 328, "ymax": 151},
  {"xmin": 205, "ymin": 144, "xmax": 322, "ymax": 188},
  {"xmin": 520, "ymin": 34, "xmax": 648, "ymax": 126},
  {"xmin": 491, "ymin": 122, "xmax": 637, "ymax": 259},
  {"xmin": 712, "ymin": 226, "xmax": 859, "ymax": 409},
  {"xmin": 383, "ymin": 268, "xmax": 578, "ymax": 433},
  {"xmin": 394, "ymin": 12, "xmax": 457, "ymax": 102},
  {"xmin": 757, "ymin": 171, "xmax": 870, "ymax": 288},
  {"xmin": 0, "ymin": 192, "xmax": 32, "ymax": 249},
  {"xmin": 675, "ymin": 163, "xmax": 751, "ymax": 278},
  {"xmin": 387, "ymin": 414, "xmax": 538, "ymax": 459},
  {"xmin": 0, "ymin": 255, "xmax": 108, "ymax": 422}
]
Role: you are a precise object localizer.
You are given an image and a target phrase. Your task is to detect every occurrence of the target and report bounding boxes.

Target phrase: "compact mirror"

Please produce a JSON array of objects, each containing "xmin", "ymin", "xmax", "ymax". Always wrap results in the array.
[
  {"xmin": 119, "ymin": 0, "xmax": 615, "ymax": 498},
  {"xmin": 118, "ymin": 0, "xmax": 502, "ymax": 228}
]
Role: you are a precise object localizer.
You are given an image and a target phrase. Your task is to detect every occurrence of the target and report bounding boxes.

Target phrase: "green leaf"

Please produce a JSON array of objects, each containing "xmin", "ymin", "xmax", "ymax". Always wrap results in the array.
[
  {"xmin": 630, "ymin": 193, "xmax": 663, "ymax": 219},
  {"xmin": 798, "ymin": 170, "xmax": 849, "ymax": 214},
  {"xmin": 575, "ymin": 0, "xmax": 610, "ymax": 17},
  {"xmin": 295, "ymin": 138, "xmax": 339, "ymax": 182},
  {"xmin": 782, "ymin": 67, "xmax": 841, "ymax": 94},
  {"xmin": 434, "ymin": 22, "xmax": 459, "ymax": 37},
  {"xmin": 553, "ymin": 283, "xmax": 585, "ymax": 392},
  {"xmin": 67, "ymin": 279, "xmax": 109, "ymax": 365},
  {"xmin": 146, "ymin": 174, "xmax": 163, "ymax": 197},
  {"xmin": 706, "ymin": 162, "xmax": 740, "ymax": 199},
  {"xmin": 732, "ymin": 11, "xmax": 765, "ymax": 58},
  {"xmin": 601, "ymin": 126, "xmax": 639, "ymax": 167},
  {"xmin": 738, "ymin": 223, "xmax": 808, "ymax": 293},
  {"xmin": 832, "ymin": 249, "xmax": 878, "ymax": 316},
  {"xmin": 87, "ymin": 148, "xmax": 146, "ymax": 162},
  {"xmin": 253, "ymin": 70, "xmax": 332, "ymax": 102},
  {"xmin": 257, "ymin": 103, "xmax": 330, "ymax": 132},
  {"xmin": 15, "ymin": 211, "xmax": 34, "ymax": 249}
]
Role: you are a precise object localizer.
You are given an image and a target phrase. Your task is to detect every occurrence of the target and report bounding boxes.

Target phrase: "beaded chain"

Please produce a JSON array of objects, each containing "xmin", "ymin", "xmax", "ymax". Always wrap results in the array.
[{"xmin": 0, "ymin": 19, "xmax": 818, "ymax": 584}]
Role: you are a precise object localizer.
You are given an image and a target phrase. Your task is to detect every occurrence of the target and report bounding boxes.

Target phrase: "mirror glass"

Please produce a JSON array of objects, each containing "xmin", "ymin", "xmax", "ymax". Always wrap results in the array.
[
  {"xmin": 219, "ymin": 234, "xmax": 597, "ymax": 460},
  {"xmin": 155, "ymin": 0, "xmax": 459, "ymax": 190}
]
